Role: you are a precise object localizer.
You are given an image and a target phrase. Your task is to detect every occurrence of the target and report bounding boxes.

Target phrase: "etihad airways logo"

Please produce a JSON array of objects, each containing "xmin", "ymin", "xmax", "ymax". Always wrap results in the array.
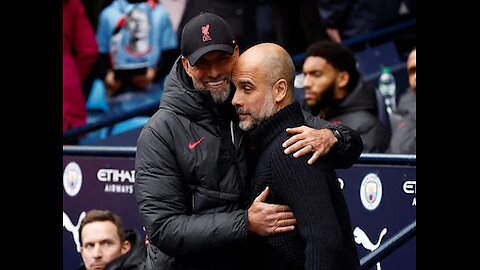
[
  {"xmin": 97, "ymin": 169, "xmax": 135, "ymax": 194},
  {"xmin": 97, "ymin": 169, "xmax": 135, "ymax": 182},
  {"xmin": 403, "ymin": 180, "xmax": 416, "ymax": 206}
]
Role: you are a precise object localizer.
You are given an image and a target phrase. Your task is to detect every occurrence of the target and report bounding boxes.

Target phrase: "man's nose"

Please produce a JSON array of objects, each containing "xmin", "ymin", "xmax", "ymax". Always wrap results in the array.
[
  {"xmin": 231, "ymin": 91, "xmax": 242, "ymax": 107},
  {"xmin": 303, "ymin": 75, "xmax": 311, "ymax": 88},
  {"xmin": 93, "ymin": 245, "xmax": 103, "ymax": 258},
  {"xmin": 206, "ymin": 64, "xmax": 221, "ymax": 78}
]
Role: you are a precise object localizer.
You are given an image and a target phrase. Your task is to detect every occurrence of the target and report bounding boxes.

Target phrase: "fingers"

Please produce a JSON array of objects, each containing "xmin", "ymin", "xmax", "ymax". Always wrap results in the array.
[
  {"xmin": 272, "ymin": 204, "xmax": 291, "ymax": 213},
  {"xmin": 291, "ymin": 144, "xmax": 316, "ymax": 158},
  {"xmin": 279, "ymin": 218, "xmax": 297, "ymax": 227},
  {"xmin": 253, "ymin": 186, "xmax": 270, "ymax": 202},
  {"xmin": 275, "ymin": 209, "xmax": 296, "ymax": 227},
  {"xmin": 308, "ymin": 152, "xmax": 318, "ymax": 165},
  {"xmin": 307, "ymin": 146, "xmax": 330, "ymax": 165},
  {"xmin": 285, "ymin": 126, "xmax": 307, "ymax": 135},
  {"xmin": 282, "ymin": 134, "xmax": 305, "ymax": 152},
  {"xmin": 271, "ymin": 225, "xmax": 295, "ymax": 234},
  {"xmin": 283, "ymin": 126, "xmax": 307, "ymax": 148},
  {"xmin": 270, "ymin": 218, "xmax": 296, "ymax": 235},
  {"xmin": 275, "ymin": 210, "xmax": 294, "ymax": 220},
  {"xmin": 283, "ymin": 126, "xmax": 316, "ymax": 156}
]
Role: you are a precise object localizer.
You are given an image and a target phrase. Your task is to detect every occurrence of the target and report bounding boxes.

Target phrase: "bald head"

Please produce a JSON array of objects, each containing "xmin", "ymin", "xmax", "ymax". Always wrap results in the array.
[
  {"xmin": 245, "ymin": 43, "xmax": 295, "ymax": 91},
  {"xmin": 236, "ymin": 43, "xmax": 296, "ymax": 100},
  {"xmin": 231, "ymin": 43, "xmax": 296, "ymax": 131}
]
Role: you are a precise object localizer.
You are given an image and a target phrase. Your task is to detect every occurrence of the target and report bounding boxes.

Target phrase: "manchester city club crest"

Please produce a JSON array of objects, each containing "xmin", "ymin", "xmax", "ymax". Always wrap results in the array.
[
  {"xmin": 360, "ymin": 173, "xmax": 383, "ymax": 211},
  {"xmin": 63, "ymin": 162, "xmax": 83, "ymax": 197}
]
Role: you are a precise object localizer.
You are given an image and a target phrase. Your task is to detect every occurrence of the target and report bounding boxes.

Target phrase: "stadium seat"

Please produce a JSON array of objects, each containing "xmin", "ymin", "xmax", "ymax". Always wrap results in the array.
[
  {"xmin": 80, "ymin": 79, "xmax": 110, "ymax": 144},
  {"xmin": 86, "ymin": 79, "xmax": 109, "ymax": 112},
  {"xmin": 110, "ymin": 116, "xmax": 150, "ymax": 136}
]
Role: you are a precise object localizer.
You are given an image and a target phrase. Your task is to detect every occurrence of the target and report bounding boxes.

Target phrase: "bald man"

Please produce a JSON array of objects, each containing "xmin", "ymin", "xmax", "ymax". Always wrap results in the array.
[{"xmin": 231, "ymin": 43, "xmax": 360, "ymax": 270}]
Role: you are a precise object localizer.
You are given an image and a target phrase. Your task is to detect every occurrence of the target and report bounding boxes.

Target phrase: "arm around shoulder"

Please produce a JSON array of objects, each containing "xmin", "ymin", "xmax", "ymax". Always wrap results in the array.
[
  {"xmin": 134, "ymin": 120, "xmax": 249, "ymax": 257},
  {"xmin": 302, "ymin": 110, "xmax": 363, "ymax": 168}
]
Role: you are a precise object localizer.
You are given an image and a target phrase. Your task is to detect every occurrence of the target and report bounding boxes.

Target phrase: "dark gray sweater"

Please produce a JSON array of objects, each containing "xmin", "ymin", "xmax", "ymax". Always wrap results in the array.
[{"xmin": 248, "ymin": 102, "xmax": 360, "ymax": 270}]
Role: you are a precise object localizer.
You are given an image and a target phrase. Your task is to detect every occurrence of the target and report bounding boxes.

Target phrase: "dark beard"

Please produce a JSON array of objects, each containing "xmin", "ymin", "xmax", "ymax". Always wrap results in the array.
[{"xmin": 309, "ymin": 83, "xmax": 335, "ymax": 116}]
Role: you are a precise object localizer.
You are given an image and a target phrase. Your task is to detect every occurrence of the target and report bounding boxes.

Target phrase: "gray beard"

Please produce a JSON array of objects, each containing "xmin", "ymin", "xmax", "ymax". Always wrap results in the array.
[
  {"xmin": 211, "ymin": 84, "xmax": 231, "ymax": 104},
  {"xmin": 192, "ymin": 79, "xmax": 231, "ymax": 104}
]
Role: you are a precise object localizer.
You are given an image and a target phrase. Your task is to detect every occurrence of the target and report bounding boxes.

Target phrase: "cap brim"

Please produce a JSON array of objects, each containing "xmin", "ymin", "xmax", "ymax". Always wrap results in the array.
[{"xmin": 186, "ymin": 44, "xmax": 234, "ymax": 66}]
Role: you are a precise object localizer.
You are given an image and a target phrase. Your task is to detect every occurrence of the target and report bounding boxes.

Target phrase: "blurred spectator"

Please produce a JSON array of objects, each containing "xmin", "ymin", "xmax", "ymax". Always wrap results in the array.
[
  {"xmin": 300, "ymin": 41, "xmax": 391, "ymax": 152},
  {"xmin": 96, "ymin": 0, "xmax": 178, "ymax": 115},
  {"xmin": 158, "ymin": 0, "xmax": 187, "ymax": 32},
  {"xmin": 406, "ymin": 47, "xmax": 416, "ymax": 94},
  {"xmin": 78, "ymin": 209, "xmax": 146, "ymax": 270},
  {"xmin": 63, "ymin": 0, "xmax": 99, "ymax": 135},
  {"xmin": 177, "ymin": 0, "xmax": 258, "ymax": 52},
  {"xmin": 319, "ymin": 0, "xmax": 406, "ymax": 42},
  {"xmin": 388, "ymin": 47, "xmax": 415, "ymax": 154},
  {"xmin": 271, "ymin": 0, "xmax": 329, "ymax": 55},
  {"xmin": 80, "ymin": 0, "xmax": 113, "ymax": 99},
  {"xmin": 81, "ymin": 0, "xmax": 114, "ymax": 32}
]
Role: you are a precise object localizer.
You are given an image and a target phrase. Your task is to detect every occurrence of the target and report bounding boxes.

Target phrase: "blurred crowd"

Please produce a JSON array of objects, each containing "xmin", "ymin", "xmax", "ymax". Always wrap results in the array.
[{"xmin": 63, "ymin": 0, "xmax": 415, "ymax": 153}]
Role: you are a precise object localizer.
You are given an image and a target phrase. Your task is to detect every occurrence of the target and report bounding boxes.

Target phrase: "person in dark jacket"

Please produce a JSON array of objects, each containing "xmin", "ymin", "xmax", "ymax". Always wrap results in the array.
[
  {"xmin": 301, "ymin": 40, "xmax": 390, "ymax": 152},
  {"xmin": 134, "ymin": 12, "xmax": 362, "ymax": 270},
  {"xmin": 388, "ymin": 47, "xmax": 416, "ymax": 154},
  {"xmin": 231, "ymin": 42, "xmax": 360, "ymax": 270},
  {"xmin": 78, "ymin": 209, "xmax": 146, "ymax": 270},
  {"xmin": 319, "ymin": 0, "xmax": 405, "ymax": 42}
]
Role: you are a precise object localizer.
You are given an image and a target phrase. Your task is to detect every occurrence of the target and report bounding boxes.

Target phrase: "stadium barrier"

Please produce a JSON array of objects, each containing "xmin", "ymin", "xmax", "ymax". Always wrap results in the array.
[{"xmin": 63, "ymin": 146, "xmax": 416, "ymax": 270}]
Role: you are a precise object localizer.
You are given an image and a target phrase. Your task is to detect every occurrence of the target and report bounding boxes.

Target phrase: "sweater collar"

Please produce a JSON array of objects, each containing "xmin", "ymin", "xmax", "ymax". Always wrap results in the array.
[{"xmin": 248, "ymin": 102, "xmax": 304, "ymax": 153}]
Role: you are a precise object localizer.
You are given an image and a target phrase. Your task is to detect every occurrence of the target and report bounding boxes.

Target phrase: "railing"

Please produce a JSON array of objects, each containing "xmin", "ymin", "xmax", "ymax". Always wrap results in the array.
[
  {"xmin": 360, "ymin": 219, "xmax": 416, "ymax": 269},
  {"xmin": 291, "ymin": 18, "xmax": 416, "ymax": 67},
  {"xmin": 63, "ymin": 147, "xmax": 416, "ymax": 268},
  {"xmin": 63, "ymin": 145, "xmax": 415, "ymax": 165},
  {"xmin": 63, "ymin": 100, "xmax": 159, "ymax": 142}
]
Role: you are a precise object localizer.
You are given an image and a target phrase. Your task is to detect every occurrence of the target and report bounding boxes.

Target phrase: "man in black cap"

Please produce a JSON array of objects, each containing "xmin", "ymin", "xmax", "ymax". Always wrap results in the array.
[{"xmin": 134, "ymin": 12, "xmax": 362, "ymax": 270}]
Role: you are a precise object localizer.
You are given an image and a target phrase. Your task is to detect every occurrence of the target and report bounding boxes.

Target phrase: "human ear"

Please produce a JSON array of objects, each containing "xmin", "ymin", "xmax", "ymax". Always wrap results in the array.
[
  {"xmin": 121, "ymin": 240, "xmax": 131, "ymax": 255},
  {"xmin": 274, "ymin": 79, "xmax": 288, "ymax": 103},
  {"xmin": 181, "ymin": 57, "xmax": 192, "ymax": 77},
  {"xmin": 337, "ymin": 71, "xmax": 349, "ymax": 88}
]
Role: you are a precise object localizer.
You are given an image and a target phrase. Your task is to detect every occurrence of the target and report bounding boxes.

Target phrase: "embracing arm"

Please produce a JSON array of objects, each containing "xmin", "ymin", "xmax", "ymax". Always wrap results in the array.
[
  {"xmin": 282, "ymin": 110, "xmax": 363, "ymax": 168},
  {"xmin": 134, "ymin": 124, "xmax": 248, "ymax": 257},
  {"xmin": 134, "ymin": 122, "xmax": 295, "ymax": 256}
]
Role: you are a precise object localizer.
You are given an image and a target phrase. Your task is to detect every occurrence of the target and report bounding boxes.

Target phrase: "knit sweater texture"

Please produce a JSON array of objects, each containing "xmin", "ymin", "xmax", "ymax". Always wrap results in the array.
[{"xmin": 248, "ymin": 102, "xmax": 360, "ymax": 270}]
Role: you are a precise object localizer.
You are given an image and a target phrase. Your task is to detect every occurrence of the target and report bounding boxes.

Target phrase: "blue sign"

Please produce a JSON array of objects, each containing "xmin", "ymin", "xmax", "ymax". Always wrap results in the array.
[
  {"xmin": 336, "ymin": 165, "xmax": 416, "ymax": 269},
  {"xmin": 63, "ymin": 155, "xmax": 415, "ymax": 270}
]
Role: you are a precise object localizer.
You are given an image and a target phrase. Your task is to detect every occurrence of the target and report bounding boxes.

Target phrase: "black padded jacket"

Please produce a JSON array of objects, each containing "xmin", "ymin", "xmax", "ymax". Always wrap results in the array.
[{"xmin": 134, "ymin": 57, "xmax": 362, "ymax": 270}]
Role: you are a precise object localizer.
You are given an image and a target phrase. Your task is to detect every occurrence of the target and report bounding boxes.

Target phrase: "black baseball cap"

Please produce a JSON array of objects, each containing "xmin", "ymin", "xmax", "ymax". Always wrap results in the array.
[{"xmin": 181, "ymin": 12, "xmax": 237, "ymax": 66}]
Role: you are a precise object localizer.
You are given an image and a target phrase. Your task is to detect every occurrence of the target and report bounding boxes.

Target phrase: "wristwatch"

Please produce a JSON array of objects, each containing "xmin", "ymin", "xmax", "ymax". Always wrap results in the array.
[{"xmin": 330, "ymin": 128, "xmax": 343, "ymax": 145}]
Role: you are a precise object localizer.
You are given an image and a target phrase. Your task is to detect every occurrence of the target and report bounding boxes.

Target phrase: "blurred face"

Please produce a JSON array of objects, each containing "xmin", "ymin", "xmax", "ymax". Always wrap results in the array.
[
  {"xmin": 231, "ymin": 62, "xmax": 277, "ymax": 131},
  {"xmin": 302, "ymin": 56, "xmax": 339, "ymax": 107},
  {"xmin": 407, "ymin": 49, "xmax": 416, "ymax": 93},
  {"xmin": 128, "ymin": 9, "xmax": 149, "ymax": 39},
  {"xmin": 80, "ymin": 221, "xmax": 130, "ymax": 270},
  {"xmin": 183, "ymin": 48, "xmax": 239, "ymax": 104}
]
